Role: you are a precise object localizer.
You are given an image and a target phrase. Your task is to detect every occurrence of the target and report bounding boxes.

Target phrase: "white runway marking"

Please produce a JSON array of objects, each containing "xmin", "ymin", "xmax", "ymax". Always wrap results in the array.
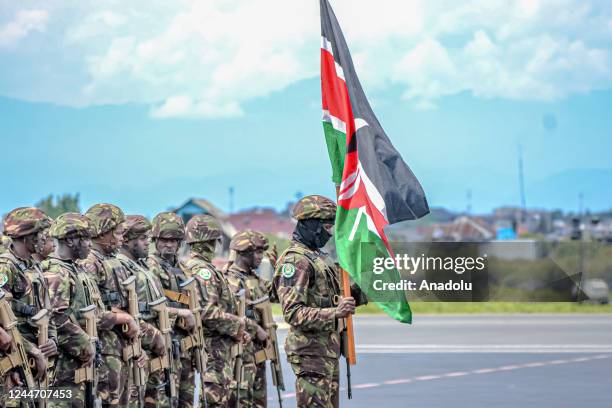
[
  {"xmin": 269, "ymin": 354, "xmax": 612, "ymax": 402},
  {"xmin": 354, "ymin": 344, "xmax": 612, "ymax": 353}
]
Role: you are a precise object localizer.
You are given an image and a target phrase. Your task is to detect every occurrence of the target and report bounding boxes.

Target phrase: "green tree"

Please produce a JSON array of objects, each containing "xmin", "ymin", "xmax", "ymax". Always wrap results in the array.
[{"xmin": 36, "ymin": 193, "xmax": 80, "ymax": 219}]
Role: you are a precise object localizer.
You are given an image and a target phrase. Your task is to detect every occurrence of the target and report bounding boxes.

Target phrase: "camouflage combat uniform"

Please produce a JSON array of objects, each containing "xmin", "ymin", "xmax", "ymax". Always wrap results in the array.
[
  {"xmin": 180, "ymin": 215, "xmax": 243, "ymax": 408},
  {"xmin": 117, "ymin": 215, "xmax": 167, "ymax": 408},
  {"xmin": 43, "ymin": 213, "xmax": 114, "ymax": 408},
  {"xmin": 274, "ymin": 196, "xmax": 342, "ymax": 408},
  {"xmin": 225, "ymin": 230, "xmax": 274, "ymax": 408},
  {"xmin": 147, "ymin": 212, "xmax": 196, "ymax": 408},
  {"xmin": 81, "ymin": 204, "xmax": 134, "ymax": 408},
  {"xmin": 0, "ymin": 207, "xmax": 58, "ymax": 397}
]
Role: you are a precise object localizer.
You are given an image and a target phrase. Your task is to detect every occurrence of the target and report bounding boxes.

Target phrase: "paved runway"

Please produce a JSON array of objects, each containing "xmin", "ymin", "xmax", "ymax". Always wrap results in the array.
[{"xmin": 265, "ymin": 314, "xmax": 612, "ymax": 407}]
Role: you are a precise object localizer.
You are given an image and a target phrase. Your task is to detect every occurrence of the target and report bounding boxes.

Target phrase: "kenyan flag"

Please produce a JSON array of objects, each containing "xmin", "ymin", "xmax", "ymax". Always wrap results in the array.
[{"xmin": 320, "ymin": 0, "xmax": 430, "ymax": 323}]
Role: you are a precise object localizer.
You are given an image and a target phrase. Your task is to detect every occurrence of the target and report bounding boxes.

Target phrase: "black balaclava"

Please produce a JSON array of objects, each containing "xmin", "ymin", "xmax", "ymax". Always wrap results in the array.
[{"xmin": 293, "ymin": 219, "xmax": 333, "ymax": 250}]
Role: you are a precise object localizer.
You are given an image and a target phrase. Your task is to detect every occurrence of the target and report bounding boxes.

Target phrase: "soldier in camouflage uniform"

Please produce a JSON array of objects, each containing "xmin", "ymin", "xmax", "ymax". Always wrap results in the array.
[
  {"xmin": 225, "ymin": 230, "xmax": 275, "ymax": 408},
  {"xmin": 147, "ymin": 212, "xmax": 197, "ymax": 408},
  {"xmin": 81, "ymin": 204, "xmax": 141, "ymax": 408},
  {"xmin": 116, "ymin": 215, "xmax": 169, "ymax": 408},
  {"xmin": 0, "ymin": 208, "xmax": 57, "ymax": 390},
  {"xmin": 180, "ymin": 214, "xmax": 250, "ymax": 408},
  {"xmin": 42, "ymin": 213, "xmax": 102, "ymax": 408},
  {"xmin": 274, "ymin": 195, "xmax": 359, "ymax": 408}
]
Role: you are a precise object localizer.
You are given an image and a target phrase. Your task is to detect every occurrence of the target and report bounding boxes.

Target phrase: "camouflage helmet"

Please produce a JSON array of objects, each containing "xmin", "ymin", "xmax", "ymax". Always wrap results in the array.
[
  {"xmin": 3, "ymin": 207, "xmax": 52, "ymax": 238},
  {"xmin": 123, "ymin": 215, "xmax": 152, "ymax": 241},
  {"xmin": 151, "ymin": 212, "xmax": 185, "ymax": 240},
  {"xmin": 230, "ymin": 230, "xmax": 269, "ymax": 252},
  {"xmin": 292, "ymin": 195, "xmax": 337, "ymax": 221},
  {"xmin": 49, "ymin": 213, "xmax": 92, "ymax": 239},
  {"xmin": 85, "ymin": 204, "xmax": 125, "ymax": 237},
  {"xmin": 185, "ymin": 214, "xmax": 222, "ymax": 244}
]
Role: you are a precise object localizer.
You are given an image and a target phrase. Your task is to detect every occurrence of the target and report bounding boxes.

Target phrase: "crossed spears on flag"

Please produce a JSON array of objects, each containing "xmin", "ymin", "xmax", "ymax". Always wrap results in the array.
[{"xmin": 319, "ymin": 0, "xmax": 430, "ymax": 397}]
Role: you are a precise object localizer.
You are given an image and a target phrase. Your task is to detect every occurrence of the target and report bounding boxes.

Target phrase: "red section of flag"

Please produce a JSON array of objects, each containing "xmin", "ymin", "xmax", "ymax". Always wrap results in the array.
[{"xmin": 321, "ymin": 49, "xmax": 355, "ymax": 139}]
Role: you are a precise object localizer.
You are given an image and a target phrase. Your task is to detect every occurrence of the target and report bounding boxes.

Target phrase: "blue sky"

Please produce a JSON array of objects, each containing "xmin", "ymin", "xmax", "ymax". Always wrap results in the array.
[{"xmin": 1, "ymin": 0, "xmax": 611, "ymax": 216}]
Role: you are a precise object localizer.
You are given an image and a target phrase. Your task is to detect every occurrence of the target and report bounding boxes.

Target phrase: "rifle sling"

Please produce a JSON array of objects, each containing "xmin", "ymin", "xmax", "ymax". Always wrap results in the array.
[{"xmin": 163, "ymin": 289, "xmax": 189, "ymax": 306}]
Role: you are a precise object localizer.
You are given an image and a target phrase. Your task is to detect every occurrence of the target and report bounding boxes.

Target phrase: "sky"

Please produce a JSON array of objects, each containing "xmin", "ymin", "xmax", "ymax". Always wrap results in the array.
[{"xmin": 0, "ymin": 0, "xmax": 611, "ymax": 216}]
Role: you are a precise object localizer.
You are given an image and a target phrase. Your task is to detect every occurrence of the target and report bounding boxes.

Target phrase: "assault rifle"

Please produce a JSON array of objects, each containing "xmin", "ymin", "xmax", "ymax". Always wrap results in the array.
[
  {"xmin": 0, "ymin": 290, "xmax": 35, "ymax": 406},
  {"xmin": 121, "ymin": 276, "xmax": 146, "ymax": 406},
  {"xmin": 250, "ymin": 296, "xmax": 284, "ymax": 408},
  {"xmin": 74, "ymin": 305, "xmax": 102, "ymax": 408},
  {"xmin": 179, "ymin": 277, "xmax": 206, "ymax": 400},
  {"xmin": 233, "ymin": 289, "xmax": 246, "ymax": 408},
  {"xmin": 149, "ymin": 297, "xmax": 177, "ymax": 408},
  {"xmin": 31, "ymin": 308, "xmax": 49, "ymax": 408}
]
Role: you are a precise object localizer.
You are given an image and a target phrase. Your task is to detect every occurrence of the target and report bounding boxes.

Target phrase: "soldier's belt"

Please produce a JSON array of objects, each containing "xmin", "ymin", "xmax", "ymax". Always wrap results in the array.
[
  {"xmin": 0, "ymin": 352, "xmax": 21, "ymax": 375},
  {"xmin": 163, "ymin": 289, "xmax": 190, "ymax": 306},
  {"xmin": 11, "ymin": 299, "xmax": 38, "ymax": 317}
]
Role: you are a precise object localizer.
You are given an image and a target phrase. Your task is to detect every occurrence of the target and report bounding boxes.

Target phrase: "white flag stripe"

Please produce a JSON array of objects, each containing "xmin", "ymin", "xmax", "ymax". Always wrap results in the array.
[
  {"xmin": 339, "ymin": 169, "xmax": 358, "ymax": 192},
  {"xmin": 335, "ymin": 62, "xmax": 345, "ymax": 82},
  {"xmin": 355, "ymin": 118, "xmax": 369, "ymax": 131},
  {"xmin": 321, "ymin": 36, "xmax": 333, "ymax": 55},
  {"xmin": 357, "ymin": 160, "xmax": 389, "ymax": 222},
  {"xmin": 322, "ymin": 110, "xmax": 347, "ymax": 134}
]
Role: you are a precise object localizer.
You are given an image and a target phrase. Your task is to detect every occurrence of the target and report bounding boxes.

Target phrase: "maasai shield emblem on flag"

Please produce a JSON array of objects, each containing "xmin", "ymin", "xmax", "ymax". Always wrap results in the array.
[{"xmin": 320, "ymin": 0, "xmax": 430, "ymax": 323}]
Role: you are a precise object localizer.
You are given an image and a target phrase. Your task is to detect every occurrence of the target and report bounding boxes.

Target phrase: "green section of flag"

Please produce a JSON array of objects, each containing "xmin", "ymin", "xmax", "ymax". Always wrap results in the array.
[
  {"xmin": 335, "ymin": 206, "xmax": 413, "ymax": 324},
  {"xmin": 323, "ymin": 121, "xmax": 347, "ymax": 185}
]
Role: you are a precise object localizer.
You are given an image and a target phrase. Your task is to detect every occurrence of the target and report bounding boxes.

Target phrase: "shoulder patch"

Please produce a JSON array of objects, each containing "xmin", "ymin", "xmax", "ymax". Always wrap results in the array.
[
  {"xmin": 281, "ymin": 264, "xmax": 296, "ymax": 279},
  {"xmin": 198, "ymin": 268, "xmax": 212, "ymax": 280},
  {"xmin": 0, "ymin": 272, "xmax": 7, "ymax": 286}
]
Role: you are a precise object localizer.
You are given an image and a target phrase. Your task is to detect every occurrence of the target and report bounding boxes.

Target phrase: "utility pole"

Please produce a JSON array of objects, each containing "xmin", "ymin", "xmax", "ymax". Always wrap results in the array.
[
  {"xmin": 229, "ymin": 186, "xmax": 235, "ymax": 214},
  {"xmin": 517, "ymin": 144, "xmax": 527, "ymax": 223}
]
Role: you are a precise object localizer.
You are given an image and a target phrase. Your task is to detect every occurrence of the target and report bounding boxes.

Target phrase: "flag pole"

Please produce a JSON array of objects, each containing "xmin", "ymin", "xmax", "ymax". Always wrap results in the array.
[{"xmin": 336, "ymin": 185, "xmax": 356, "ymax": 400}]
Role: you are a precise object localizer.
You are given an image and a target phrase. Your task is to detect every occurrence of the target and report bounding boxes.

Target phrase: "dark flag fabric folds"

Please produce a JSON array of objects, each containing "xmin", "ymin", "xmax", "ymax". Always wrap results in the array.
[{"xmin": 320, "ymin": 0, "xmax": 430, "ymax": 323}]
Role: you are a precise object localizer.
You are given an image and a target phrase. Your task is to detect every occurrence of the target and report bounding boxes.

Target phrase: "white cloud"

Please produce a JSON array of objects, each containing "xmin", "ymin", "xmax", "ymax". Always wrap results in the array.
[
  {"xmin": 1, "ymin": 0, "xmax": 612, "ymax": 116},
  {"xmin": 0, "ymin": 9, "xmax": 48, "ymax": 48}
]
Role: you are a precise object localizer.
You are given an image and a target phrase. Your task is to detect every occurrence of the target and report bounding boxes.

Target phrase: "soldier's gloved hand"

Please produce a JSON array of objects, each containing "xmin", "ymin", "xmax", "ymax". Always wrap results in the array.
[
  {"xmin": 255, "ymin": 325, "xmax": 268, "ymax": 343},
  {"xmin": 30, "ymin": 348, "xmax": 47, "ymax": 381},
  {"xmin": 177, "ymin": 309, "xmax": 196, "ymax": 333},
  {"xmin": 8, "ymin": 370, "xmax": 23, "ymax": 387},
  {"xmin": 334, "ymin": 296, "xmax": 356, "ymax": 318},
  {"xmin": 241, "ymin": 331, "xmax": 252, "ymax": 344},
  {"xmin": 80, "ymin": 341, "xmax": 95, "ymax": 367},
  {"xmin": 0, "ymin": 326, "xmax": 12, "ymax": 352},
  {"xmin": 39, "ymin": 338, "xmax": 58, "ymax": 358}
]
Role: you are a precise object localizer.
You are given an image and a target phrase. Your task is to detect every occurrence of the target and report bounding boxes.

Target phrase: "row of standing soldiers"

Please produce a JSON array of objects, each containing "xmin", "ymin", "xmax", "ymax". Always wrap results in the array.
[{"xmin": 0, "ymin": 195, "xmax": 363, "ymax": 408}]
